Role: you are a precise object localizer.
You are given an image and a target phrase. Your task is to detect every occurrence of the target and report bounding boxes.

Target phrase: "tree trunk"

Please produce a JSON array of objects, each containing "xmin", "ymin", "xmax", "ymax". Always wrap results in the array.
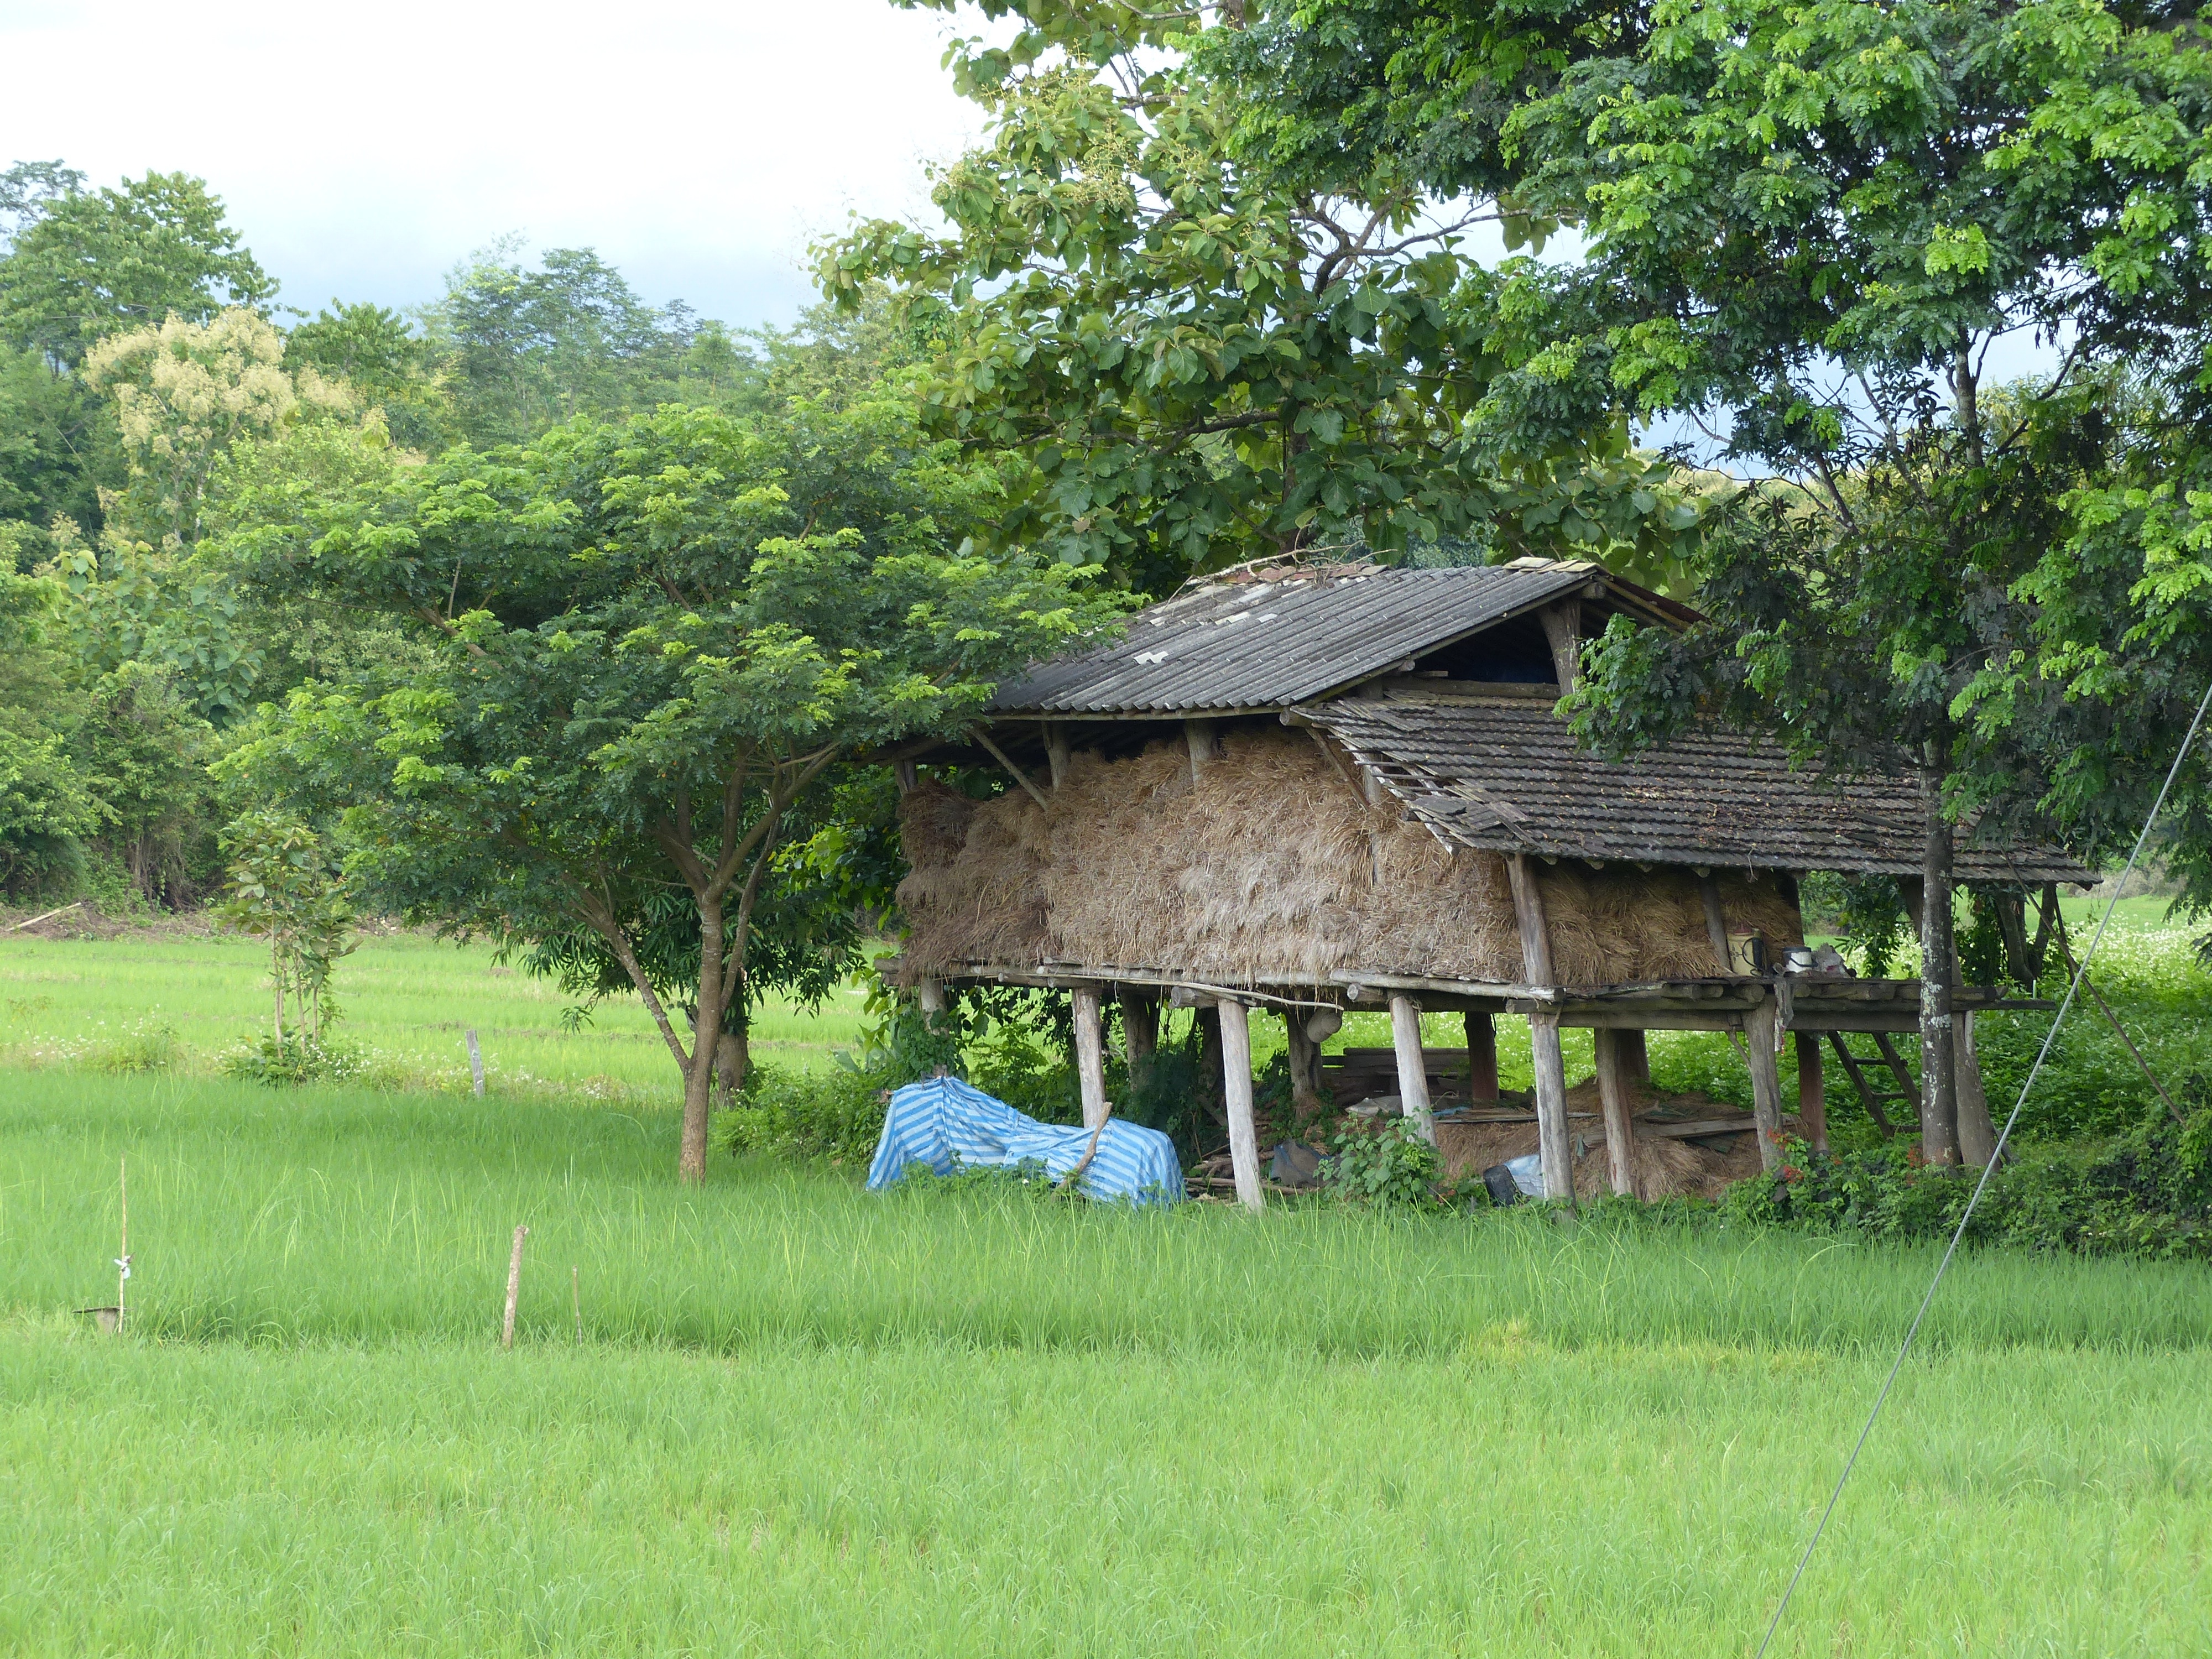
[
  {"xmin": 1194, "ymin": 1004, "xmax": 1225, "ymax": 1135},
  {"xmin": 681, "ymin": 895, "xmax": 728, "ymax": 1185},
  {"xmin": 1120, "ymin": 990, "xmax": 1159, "ymax": 1093},
  {"xmin": 1284, "ymin": 1011, "xmax": 1329, "ymax": 1120},
  {"xmin": 1916, "ymin": 761, "xmax": 1961, "ymax": 1167}
]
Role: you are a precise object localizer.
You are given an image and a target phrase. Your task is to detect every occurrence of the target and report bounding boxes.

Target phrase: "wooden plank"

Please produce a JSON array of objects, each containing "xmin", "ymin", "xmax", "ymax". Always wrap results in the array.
[
  {"xmin": 1744, "ymin": 998, "xmax": 1786, "ymax": 1172},
  {"xmin": 1618, "ymin": 1027, "xmax": 1650, "ymax": 1091},
  {"xmin": 1072, "ymin": 986, "xmax": 1109, "ymax": 1131},
  {"xmin": 1388, "ymin": 994, "xmax": 1437, "ymax": 1145},
  {"xmin": 1594, "ymin": 1028, "xmax": 1637, "ymax": 1197},
  {"xmin": 1217, "ymin": 998, "xmax": 1264, "ymax": 1213},
  {"xmin": 1794, "ymin": 1030, "xmax": 1829, "ymax": 1154}
]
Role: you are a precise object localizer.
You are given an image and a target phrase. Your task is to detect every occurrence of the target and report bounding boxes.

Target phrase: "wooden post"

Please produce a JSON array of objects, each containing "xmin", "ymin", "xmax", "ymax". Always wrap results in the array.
[
  {"xmin": 1044, "ymin": 722, "xmax": 1071, "ymax": 790},
  {"xmin": 1593, "ymin": 1028, "xmax": 1637, "ymax": 1197},
  {"xmin": 1185, "ymin": 717, "xmax": 1219, "ymax": 782},
  {"xmin": 467, "ymin": 1029, "xmax": 485, "ymax": 1098},
  {"xmin": 1506, "ymin": 853, "xmax": 1572, "ymax": 1200},
  {"xmin": 116, "ymin": 1155, "xmax": 129, "ymax": 1335},
  {"xmin": 916, "ymin": 979, "xmax": 947, "ymax": 1016},
  {"xmin": 1539, "ymin": 600, "xmax": 1582, "ymax": 693},
  {"xmin": 1464, "ymin": 1010, "xmax": 1499, "ymax": 1104},
  {"xmin": 1618, "ymin": 1028, "xmax": 1650, "ymax": 1091},
  {"xmin": 1699, "ymin": 875, "xmax": 1731, "ymax": 972},
  {"xmin": 1072, "ymin": 985, "xmax": 1109, "ymax": 1130},
  {"xmin": 1120, "ymin": 989, "xmax": 1158, "ymax": 1093},
  {"xmin": 1284, "ymin": 1010, "xmax": 1330, "ymax": 1118},
  {"xmin": 1217, "ymin": 998, "xmax": 1264, "ymax": 1212},
  {"xmin": 893, "ymin": 759, "xmax": 917, "ymax": 794},
  {"xmin": 1794, "ymin": 1031, "xmax": 1829, "ymax": 1154},
  {"xmin": 502, "ymin": 1224, "xmax": 529, "ymax": 1350},
  {"xmin": 1387, "ymin": 994, "xmax": 1437, "ymax": 1144},
  {"xmin": 1744, "ymin": 1000, "xmax": 1786, "ymax": 1172}
]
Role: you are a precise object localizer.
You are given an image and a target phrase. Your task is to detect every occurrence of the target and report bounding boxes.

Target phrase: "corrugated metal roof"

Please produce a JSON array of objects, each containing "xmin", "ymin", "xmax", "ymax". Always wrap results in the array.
[
  {"xmin": 1306, "ymin": 694, "xmax": 2092, "ymax": 884},
  {"xmin": 988, "ymin": 562, "xmax": 1598, "ymax": 715}
]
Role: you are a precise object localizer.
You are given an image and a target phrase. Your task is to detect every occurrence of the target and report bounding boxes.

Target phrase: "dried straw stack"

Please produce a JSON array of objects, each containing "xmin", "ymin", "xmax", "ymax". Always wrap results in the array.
[{"xmin": 894, "ymin": 727, "xmax": 1804, "ymax": 990}]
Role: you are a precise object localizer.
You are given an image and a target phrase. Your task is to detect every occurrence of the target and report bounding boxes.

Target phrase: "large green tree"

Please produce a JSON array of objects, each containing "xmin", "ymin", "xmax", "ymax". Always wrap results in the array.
[
  {"xmin": 836, "ymin": 3, "xmax": 1707, "ymax": 593},
  {"xmin": 1202, "ymin": 0, "xmax": 2212, "ymax": 1160},
  {"xmin": 0, "ymin": 171, "xmax": 274, "ymax": 368},
  {"xmin": 217, "ymin": 396, "xmax": 1114, "ymax": 1179}
]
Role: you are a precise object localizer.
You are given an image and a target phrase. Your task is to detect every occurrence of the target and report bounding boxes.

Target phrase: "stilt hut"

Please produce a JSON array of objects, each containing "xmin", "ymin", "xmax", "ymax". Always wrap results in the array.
[{"xmin": 884, "ymin": 557, "xmax": 2086, "ymax": 1208}]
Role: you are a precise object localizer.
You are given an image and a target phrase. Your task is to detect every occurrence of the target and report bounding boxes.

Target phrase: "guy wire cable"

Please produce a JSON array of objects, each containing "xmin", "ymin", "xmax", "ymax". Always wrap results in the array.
[{"xmin": 1755, "ymin": 675, "xmax": 2212, "ymax": 1658}]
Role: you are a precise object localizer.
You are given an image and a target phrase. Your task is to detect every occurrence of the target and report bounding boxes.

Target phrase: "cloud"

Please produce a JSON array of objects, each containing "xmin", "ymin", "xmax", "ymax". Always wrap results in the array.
[{"xmin": 0, "ymin": 0, "xmax": 986, "ymax": 325}]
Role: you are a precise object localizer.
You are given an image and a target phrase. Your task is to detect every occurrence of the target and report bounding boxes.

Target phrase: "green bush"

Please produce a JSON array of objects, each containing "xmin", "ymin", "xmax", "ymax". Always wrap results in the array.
[
  {"xmin": 723, "ymin": 1062, "xmax": 890, "ymax": 1169},
  {"xmin": 1722, "ymin": 1107, "xmax": 2212, "ymax": 1260},
  {"xmin": 221, "ymin": 1032, "xmax": 366, "ymax": 1086},
  {"xmin": 86, "ymin": 1019, "xmax": 180, "ymax": 1074},
  {"xmin": 1322, "ymin": 1117, "xmax": 1449, "ymax": 1209}
]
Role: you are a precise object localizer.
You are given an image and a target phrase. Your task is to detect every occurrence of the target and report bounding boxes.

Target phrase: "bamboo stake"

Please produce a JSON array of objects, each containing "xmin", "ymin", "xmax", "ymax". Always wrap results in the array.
[
  {"xmin": 502, "ymin": 1225, "xmax": 529, "ymax": 1350},
  {"xmin": 117, "ymin": 1155, "xmax": 129, "ymax": 1335}
]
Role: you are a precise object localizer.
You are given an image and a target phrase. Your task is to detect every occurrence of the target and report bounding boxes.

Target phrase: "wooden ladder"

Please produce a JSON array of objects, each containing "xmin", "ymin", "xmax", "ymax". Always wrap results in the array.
[{"xmin": 1824, "ymin": 1031, "xmax": 1918, "ymax": 1139}]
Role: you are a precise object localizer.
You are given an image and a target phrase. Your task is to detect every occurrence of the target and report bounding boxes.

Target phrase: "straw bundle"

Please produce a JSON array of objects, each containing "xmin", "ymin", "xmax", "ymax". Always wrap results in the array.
[{"xmin": 895, "ymin": 726, "xmax": 1804, "ymax": 990}]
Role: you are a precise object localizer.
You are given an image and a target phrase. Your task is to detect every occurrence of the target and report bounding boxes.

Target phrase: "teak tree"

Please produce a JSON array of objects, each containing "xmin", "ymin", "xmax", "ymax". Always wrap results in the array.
[{"xmin": 221, "ymin": 399, "xmax": 1114, "ymax": 1180}]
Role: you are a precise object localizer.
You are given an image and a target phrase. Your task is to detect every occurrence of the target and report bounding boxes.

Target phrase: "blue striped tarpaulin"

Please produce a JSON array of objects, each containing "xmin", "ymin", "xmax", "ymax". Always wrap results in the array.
[{"xmin": 866, "ymin": 1076, "xmax": 1184, "ymax": 1204}]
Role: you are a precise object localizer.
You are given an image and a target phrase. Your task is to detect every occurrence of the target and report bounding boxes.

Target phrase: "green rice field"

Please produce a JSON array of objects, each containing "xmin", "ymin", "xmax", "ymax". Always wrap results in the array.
[{"xmin": 2, "ymin": 911, "xmax": 2208, "ymax": 1653}]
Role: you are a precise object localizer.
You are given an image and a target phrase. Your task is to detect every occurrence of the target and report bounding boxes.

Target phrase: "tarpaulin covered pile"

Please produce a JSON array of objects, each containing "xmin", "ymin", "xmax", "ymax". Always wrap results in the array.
[{"xmin": 865, "ymin": 1076, "xmax": 1183, "ymax": 1204}]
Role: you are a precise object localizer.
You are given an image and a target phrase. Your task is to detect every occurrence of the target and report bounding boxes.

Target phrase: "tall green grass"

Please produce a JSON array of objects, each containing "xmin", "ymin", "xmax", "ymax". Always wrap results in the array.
[
  {"xmin": 9, "ymin": 1073, "xmax": 2210, "ymax": 1355},
  {"xmin": 0, "ymin": 927, "xmax": 873, "ymax": 1089},
  {"xmin": 5, "ymin": 1071, "xmax": 2210, "ymax": 1654}
]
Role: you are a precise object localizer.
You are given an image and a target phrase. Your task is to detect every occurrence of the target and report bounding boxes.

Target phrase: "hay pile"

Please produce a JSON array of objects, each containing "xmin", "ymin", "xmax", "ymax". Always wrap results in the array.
[
  {"xmin": 895, "ymin": 726, "xmax": 1803, "ymax": 990},
  {"xmin": 1435, "ymin": 1081, "xmax": 1794, "ymax": 1202}
]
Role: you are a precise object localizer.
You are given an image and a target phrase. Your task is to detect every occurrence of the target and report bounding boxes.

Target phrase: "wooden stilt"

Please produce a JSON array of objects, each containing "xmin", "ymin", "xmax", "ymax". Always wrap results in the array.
[
  {"xmin": 1506, "ymin": 852, "xmax": 1571, "ymax": 1200},
  {"xmin": 1044, "ymin": 722, "xmax": 1071, "ymax": 790},
  {"xmin": 1217, "ymin": 998, "xmax": 1264, "ymax": 1212},
  {"xmin": 1530, "ymin": 1015, "xmax": 1572, "ymax": 1199},
  {"xmin": 1593, "ymin": 1028, "xmax": 1637, "ymax": 1197},
  {"xmin": 1464, "ymin": 1010, "xmax": 1499, "ymax": 1104},
  {"xmin": 1185, "ymin": 718, "xmax": 1218, "ymax": 784},
  {"xmin": 1618, "ymin": 1027, "xmax": 1650, "ymax": 1091},
  {"xmin": 1744, "ymin": 999, "xmax": 1786, "ymax": 1172},
  {"xmin": 1072, "ymin": 985, "xmax": 1109, "ymax": 1130},
  {"xmin": 916, "ymin": 978, "xmax": 947, "ymax": 1016},
  {"xmin": 1794, "ymin": 1030, "xmax": 1829, "ymax": 1154},
  {"xmin": 1387, "ymin": 993, "xmax": 1436, "ymax": 1144},
  {"xmin": 1120, "ymin": 989, "xmax": 1159, "ymax": 1093},
  {"xmin": 1284, "ymin": 1011, "xmax": 1329, "ymax": 1118}
]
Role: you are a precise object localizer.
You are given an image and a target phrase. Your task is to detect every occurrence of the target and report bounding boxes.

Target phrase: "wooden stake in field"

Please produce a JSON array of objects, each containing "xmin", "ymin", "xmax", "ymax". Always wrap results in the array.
[
  {"xmin": 467, "ymin": 1030, "xmax": 486, "ymax": 1098},
  {"xmin": 502, "ymin": 1224, "xmax": 528, "ymax": 1349},
  {"xmin": 116, "ymin": 1155, "xmax": 130, "ymax": 1335}
]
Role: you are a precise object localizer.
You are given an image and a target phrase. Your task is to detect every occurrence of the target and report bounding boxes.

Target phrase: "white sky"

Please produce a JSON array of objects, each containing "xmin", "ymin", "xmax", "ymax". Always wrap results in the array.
[{"xmin": 0, "ymin": 0, "xmax": 989, "ymax": 328}]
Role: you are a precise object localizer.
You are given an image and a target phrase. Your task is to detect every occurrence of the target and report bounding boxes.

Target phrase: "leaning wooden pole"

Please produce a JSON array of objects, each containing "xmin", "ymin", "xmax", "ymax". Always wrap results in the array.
[
  {"xmin": 1387, "ymin": 994, "xmax": 1436, "ymax": 1145},
  {"xmin": 1506, "ymin": 853, "xmax": 1572, "ymax": 1201},
  {"xmin": 1215, "ymin": 998, "xmax": 1264, "ymax": 1213},
  {"xmin": 1593, "ymin": 1029, "xmax": 1637, "ymax": 1198},
  {"xmin": 1744, "ymin": 1000, "xmax": 1786, "ymax": 1172}
]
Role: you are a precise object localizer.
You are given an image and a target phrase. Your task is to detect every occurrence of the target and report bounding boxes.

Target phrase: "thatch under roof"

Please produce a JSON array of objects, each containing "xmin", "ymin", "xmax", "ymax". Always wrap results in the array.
[{"xmin": 895, "ymin": 727, "xmax": 1804, "ymax": 993}]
